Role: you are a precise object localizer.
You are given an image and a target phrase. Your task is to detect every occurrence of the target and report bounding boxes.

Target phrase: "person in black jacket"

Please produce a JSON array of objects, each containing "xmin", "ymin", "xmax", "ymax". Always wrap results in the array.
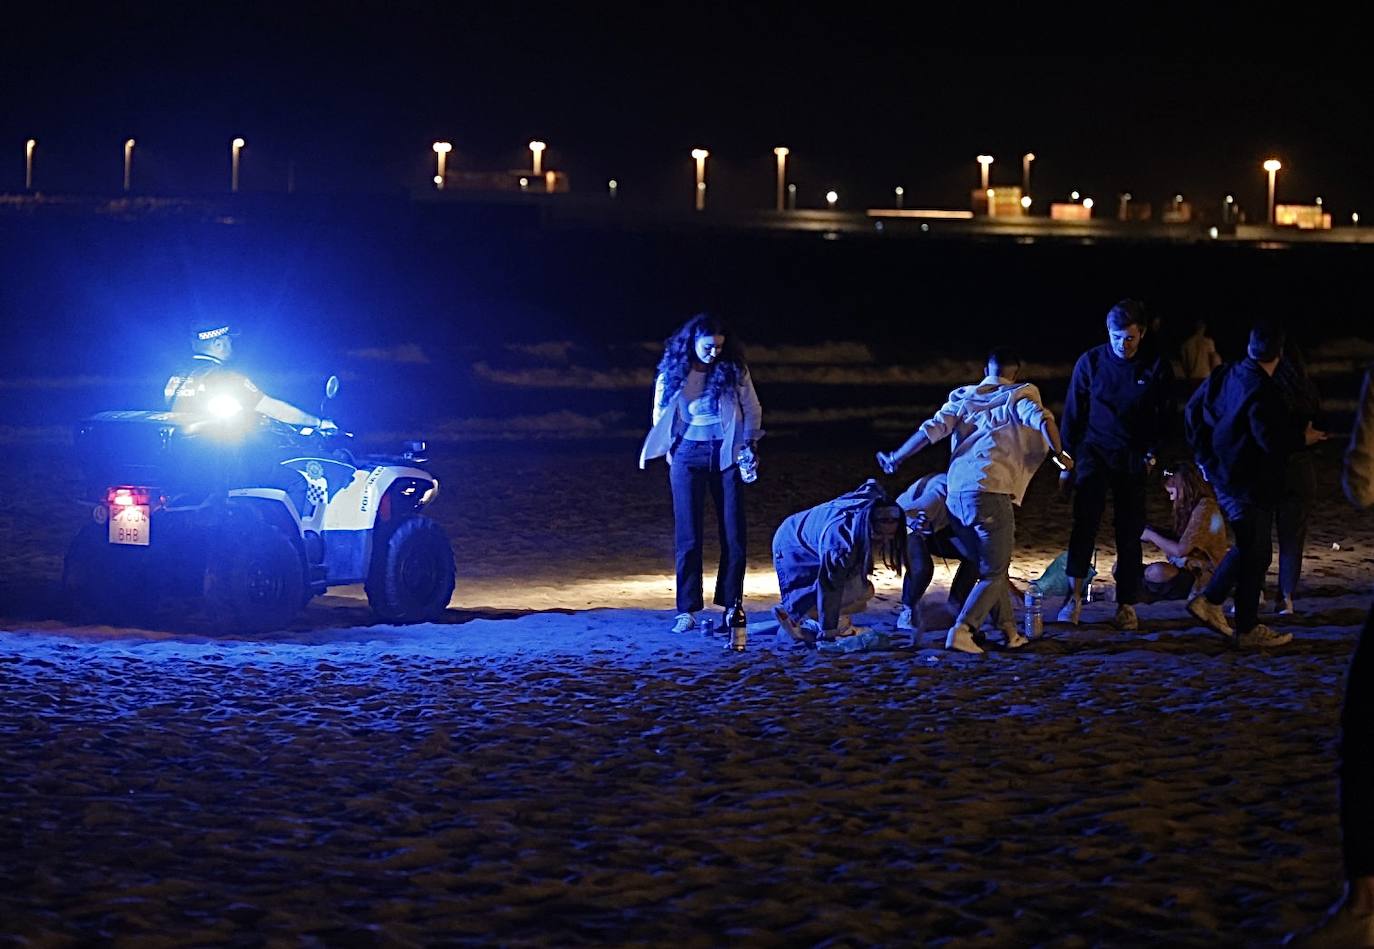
[
  {"xmin": 1183, "ymin": 321, "xmax": 1321, "ymax": 648},
  {"xmin": 1058, "ymin": 300, "xmax": 1175, "ymax": 631}
]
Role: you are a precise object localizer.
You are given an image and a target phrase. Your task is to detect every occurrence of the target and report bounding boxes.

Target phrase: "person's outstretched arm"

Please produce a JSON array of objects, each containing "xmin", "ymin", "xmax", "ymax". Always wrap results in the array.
[
  {"xmin": 256, "ymin": 394, "xmax": 325, "ymax": 429},
  {"xmin": 877, "ymin": 395, "xmax": 958, "ymax": 473}
]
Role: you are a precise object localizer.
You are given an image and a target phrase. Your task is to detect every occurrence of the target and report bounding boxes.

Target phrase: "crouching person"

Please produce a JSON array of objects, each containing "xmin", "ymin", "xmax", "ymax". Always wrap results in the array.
[
  {"xmin": 895, "ymin": 472, "xmax": 978, "ymax": 633},
  {"xmin": 772, "ymin": 480, "xmax": 907, "ymax": 645}
]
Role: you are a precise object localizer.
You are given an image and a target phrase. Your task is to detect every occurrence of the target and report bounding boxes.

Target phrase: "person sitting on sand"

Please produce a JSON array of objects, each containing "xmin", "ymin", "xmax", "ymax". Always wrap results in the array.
[
  {"xmin": 771, "ymin": 480, "xmax": 907, "ymax": 645},
  {"xmin": 1139, "ymin": 461, "xmax": 1230, "ymax": 602},
  {"xmin": 894, "ymin": 471, "xmax": 978, "ymax": 633}
]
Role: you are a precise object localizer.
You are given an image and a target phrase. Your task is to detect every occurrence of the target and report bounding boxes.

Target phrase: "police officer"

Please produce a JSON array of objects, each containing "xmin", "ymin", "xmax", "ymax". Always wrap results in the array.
[{"xmin": 165, "ymin": 319, "xmax": 335, "ymax": 431}]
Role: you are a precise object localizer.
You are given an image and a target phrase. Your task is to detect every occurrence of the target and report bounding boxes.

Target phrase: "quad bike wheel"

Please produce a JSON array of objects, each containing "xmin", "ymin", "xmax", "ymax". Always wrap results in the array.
[
  {"xmin": 62, "ymin": 522, "xmax": 158, "ymax": 626},
  {"xmin": 204, "ymin": 512, "xmax": 305, "ymax": 635},
  {"xmin": 365, "ymin": 515, "xmax": 456, "ymax": 623}
]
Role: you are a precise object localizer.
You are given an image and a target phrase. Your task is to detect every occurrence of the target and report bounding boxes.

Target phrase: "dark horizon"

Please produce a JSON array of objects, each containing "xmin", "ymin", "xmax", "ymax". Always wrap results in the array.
[{"xmin": 4, "ymin": 6, "xmax": 1372, "ymax": 217}]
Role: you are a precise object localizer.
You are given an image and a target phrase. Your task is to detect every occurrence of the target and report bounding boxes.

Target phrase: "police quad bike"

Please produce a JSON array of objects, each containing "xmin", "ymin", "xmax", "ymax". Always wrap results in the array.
[{"xmin": 62, "ymin": 376, "xmax": 456, "ymax": 633}]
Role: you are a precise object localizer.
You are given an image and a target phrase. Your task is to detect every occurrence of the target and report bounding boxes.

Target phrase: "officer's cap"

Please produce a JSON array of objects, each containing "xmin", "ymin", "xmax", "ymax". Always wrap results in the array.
[{"xmin": 189, "ymin": 319, "xmax": 240, "ymax": 342}]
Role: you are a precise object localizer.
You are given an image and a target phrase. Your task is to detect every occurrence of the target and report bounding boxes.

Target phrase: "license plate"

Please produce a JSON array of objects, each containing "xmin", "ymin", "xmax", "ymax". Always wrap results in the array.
[{"xmin": 109, "ymin": 505, "xmax": 150, "ymax": 546}]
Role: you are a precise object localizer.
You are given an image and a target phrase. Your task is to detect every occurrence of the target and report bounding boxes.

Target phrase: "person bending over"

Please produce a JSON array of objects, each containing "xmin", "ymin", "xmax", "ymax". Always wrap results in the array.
[
  {"xmin": 895, "ymin": 471, "xmax": 979, "ymax": 634},
  {"xmin": 771, "ymin": 480, "xmax": 907, "ymax": 646}
]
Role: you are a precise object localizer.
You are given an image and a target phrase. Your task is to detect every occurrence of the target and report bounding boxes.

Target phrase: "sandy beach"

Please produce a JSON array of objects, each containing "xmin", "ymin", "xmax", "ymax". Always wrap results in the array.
[{"xmin": 1, "ymin": 439, "xmax": 1368, "ymax": 944}]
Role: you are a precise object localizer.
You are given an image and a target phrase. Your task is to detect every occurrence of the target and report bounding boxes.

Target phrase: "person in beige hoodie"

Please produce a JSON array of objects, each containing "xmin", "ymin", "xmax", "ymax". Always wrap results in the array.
[{"xmin": 877, "ymin": 346, "xmax": 1072, "ymax": 654}]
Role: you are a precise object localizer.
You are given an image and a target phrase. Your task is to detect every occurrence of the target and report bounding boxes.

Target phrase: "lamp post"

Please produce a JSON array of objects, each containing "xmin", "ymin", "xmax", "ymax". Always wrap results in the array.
[
  {"xmin": 1118, "ymin": 192, "xmax": 1132, "ymax": 221},
  {"xmin": 894, "ymin": 186, "xmax": 904, "ymax": 210},
  {"xmin": 229, "ymin": 137, "xmax": 245, "ymax": 192},
  {"xmin": 1022, "ymin": 152, "xmax": 1034, "ymax": 196},
  {"xmin": 976, "ymin": 154, "xmax": 993, "ymax": 192},
  {"xmin": 608, "ymin": 179, "xmax": 618, "ymax": 199},
  {"xmin": 24, "ymin": 139, "xmax": 35, "ymax": 191},
  {"xmin": 787, "ymin": 182, "xmax": 796, "ymax": 210},
  {"xmin": 123, "ymin": 139, "xmax": 135, "ymax": 193},
  {"xmin": 825, "ymin": 190, "xmax": 838, "ymax": 209},
  {"xmin": 432, "ymin": 141, "xmax": 452, "ymax": 190},
  {"xmin": 529, "ymin": 140, "xmax": 546, "ymax": 176},
  {"xmin": 1263, "ymin": 158, "xmax": 1282, "ymax": 225},
  {"xmin": 773, "ymin": 147, "xmax": 788, "ymax": 211},
  {"xmin": 691, "ymin": 148, "xmax": 709, "ymax": 211}
]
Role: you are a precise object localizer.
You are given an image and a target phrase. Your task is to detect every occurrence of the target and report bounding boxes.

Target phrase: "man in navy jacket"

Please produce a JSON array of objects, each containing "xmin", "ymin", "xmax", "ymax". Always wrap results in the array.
[
  {"xmin": 1059, "ymin": 300, "xmax": 1175, "ymax": 631},
  {"xmin": 1184, "ymin": 322, "xmax": 1320, "ymax": 647}
]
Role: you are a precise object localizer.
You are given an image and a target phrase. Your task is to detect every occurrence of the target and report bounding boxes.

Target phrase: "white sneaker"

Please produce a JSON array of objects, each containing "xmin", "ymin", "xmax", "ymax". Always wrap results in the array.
[
  {"xmin": 1001, "ymin": 625, "xmax": 1029, "ymax": 649},
  {"xmin": 896, "ymin": 605, "xmax": 917, "ymax": 631},
  {"xmin": 1187, "ymin": 594, "xmax": 1235, "ymax": 639},
  {"xmin": 1277, "ymin": 595, "xmax": 1296, "ymax": 616},
  {"xmin": 1057, "ymin": 596, "xmax": 1082, "ymax": 626},
  {"xmin": 1112, "ymin": 603, "xmax": 1139, "ymax": 631},
  {"xmin": 671, "ymin": 612, "xmax": 696, "ymax": 633},
  {"xmin": 945, "ymin": 623, "xmax": 984, "ymax": 654},
  {"xmin": 1238, "ymin": 623, "xmax": 1293, "ymax": 648}
]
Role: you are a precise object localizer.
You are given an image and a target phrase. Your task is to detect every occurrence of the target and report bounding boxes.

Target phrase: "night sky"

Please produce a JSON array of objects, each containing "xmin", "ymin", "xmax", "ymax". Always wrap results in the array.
[{"xmin": 4, "ymin": 4, "xmax": 1371, "ymax": 217}]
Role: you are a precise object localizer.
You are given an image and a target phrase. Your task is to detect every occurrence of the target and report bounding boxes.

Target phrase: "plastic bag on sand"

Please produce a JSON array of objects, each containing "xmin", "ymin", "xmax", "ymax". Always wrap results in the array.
[
  {"xmin": 1032, "ymin": 551, "xmax": 1097, "ymax": 598},
  {"xmin": 817, "ymin": 630, "xmax": 891, "ymax": 655}
]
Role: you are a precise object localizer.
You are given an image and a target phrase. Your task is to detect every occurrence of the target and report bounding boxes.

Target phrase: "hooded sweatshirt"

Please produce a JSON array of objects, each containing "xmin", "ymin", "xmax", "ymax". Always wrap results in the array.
[
  {"xmin": 916, "ymin": 376, "xmax": 1052, "ymax": 504},
  {"xmin": 773, "ymin": 480, "xmax": 890, "ymax": 632}
]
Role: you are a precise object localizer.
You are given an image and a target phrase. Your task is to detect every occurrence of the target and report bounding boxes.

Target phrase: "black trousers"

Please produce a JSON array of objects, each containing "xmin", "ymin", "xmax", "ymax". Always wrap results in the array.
[
  {"xmin": 1067, "ymin": 466, "xmax": 1147, "ymax": 605},
  {"xmin": 669, "ymin": 438, "xmax": 747, "ymax": 614},
  {"xmin": 1276, "ymin": 453, "xmax": 1316, "ymax": 599},
  {"xmin": 1343, "ymin": 605, "xmax": 1374, "ymax": 879},
  {"xmin": 904, "ymin": 528, "xmax": 976, "ymax": 614},
  {"xmin": 1203, "ymin": 503, "xmax": 1273, "ymax": 636}
]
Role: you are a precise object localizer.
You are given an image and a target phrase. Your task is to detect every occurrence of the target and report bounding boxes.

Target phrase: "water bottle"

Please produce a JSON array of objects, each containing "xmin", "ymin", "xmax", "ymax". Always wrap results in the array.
[
  {"xmin": 1024, "ymin": 583, "xmax": 1044, "ymax": 639},
  {"xmin": 701, "ymin": 616, "xmax": 716, "ymax": 637},
  {"xmin": 725, "ymin": 601, "xmax": 748, "ymax": 651},
  {"xmin": 737, "ymin": 445, "xmax": 758, "ymax": 484}
]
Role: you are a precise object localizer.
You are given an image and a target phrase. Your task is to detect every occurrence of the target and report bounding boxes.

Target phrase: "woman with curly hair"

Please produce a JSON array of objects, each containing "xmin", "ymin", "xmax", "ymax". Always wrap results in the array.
[
  {"xmin": 1139, "ymin": 461, "xmax": 1231, "ymax": 601},
  {"xmin": 639, "ymin": 313, "xmax": 764, "ymax": 632}
]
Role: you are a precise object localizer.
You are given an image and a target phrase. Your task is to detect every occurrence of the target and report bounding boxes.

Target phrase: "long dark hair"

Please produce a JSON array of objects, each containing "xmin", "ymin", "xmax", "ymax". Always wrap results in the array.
[
  {"xmin": 656, "ymin": 312, "xmax": 747, "ymax": 411},
  {"xmin": 860, "ymin": 501, "xmax": 908, "ymax": 577}
]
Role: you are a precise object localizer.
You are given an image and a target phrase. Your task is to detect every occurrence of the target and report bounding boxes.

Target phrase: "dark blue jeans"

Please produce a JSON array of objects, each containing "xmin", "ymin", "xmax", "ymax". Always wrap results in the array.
[
  {"xmin": 903, "ymin": 528, "xmax": 976, "ymax": 614},
  {"xmin": 1203, "ymin": 502, "xmax": 1273, "ymax": 636},
  {"xmin": 1067, "ymin": 465, "xmax": 1147, "ymax": 605},
  {"xmin": 669, "ymin": 438, "xmax": 747, "ymax": 614}
]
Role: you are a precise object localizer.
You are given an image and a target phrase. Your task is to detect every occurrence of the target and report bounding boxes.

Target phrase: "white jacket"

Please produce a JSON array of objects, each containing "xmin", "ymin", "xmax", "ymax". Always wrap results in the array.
[
  {"xmin": 639, "ymin": 367, "xmax": 763, "ymax": 470},
  {"xmin": 917, "ymin": 376, "xmax": 1052, "ymax": 504}
]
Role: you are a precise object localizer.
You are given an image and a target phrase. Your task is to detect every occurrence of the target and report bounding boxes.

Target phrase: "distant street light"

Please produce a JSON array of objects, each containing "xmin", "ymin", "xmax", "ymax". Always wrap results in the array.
[
  {"xmin": 24, "ymin": 139, "xmax": 35, "ymax": 191},
  {"xmin": 1263, "ymin": 158, "xmax": 1282, "ymax": 224},
  {"xmin": 986, "ymin": 188, "xmax": 995, "ymax": 217},
  {"xmin": 1083, "ymin": 197, "xmax": 1095, "ymax": 211},
  {"xmin": 786, "ymin": 182, "xmax": 796, "ymax": 210},
  {"xmin": 230, "ymin": 137, "xmax": 245, "ymax": 193},
  {"xmin": 976, "ymin": 154, "xmax": 994, "ymax": 192},
  {"xmin": 519, "ymin": 177, "xmax": 529, "ymax": 192},
  {"xmin": 608, "ymin": 179, "xmax": 618, "ymax": 199},
  {"xmin": 529, "ymin": 140, "xmax": 546, "ymax": 176},
  {"xmin": 123, "ymin": 139, "xmax": 135, "ymax": 193},
  {"xmin": 894, "ymin": 185, "xmax": 904, "ymax": 210},
  {"xmin": 1071, "ymin": 190, "xmax": 1080, "ymax": 201},
  {"xmin": 1119, "ymin": 192, "xmax": 1132, "ymax": 220},
  {"xmin": 432, "ymin": 141, "xmax": 452, "ymax": 190},
  {"xmin": 1022, "ymin": 152, "xmax": 1035, "ymax": 196},
  {"xmin": 691, "ymin": 148, "xmax": 709, "ymax": 211},
  {"xmin": 773, "ymin": 147, "xmax": 789, "ymax": 212},
  {"xmin": 825, "ymin": 190, "xmax": 838, "ymax": 208},
  {"xmin": 1354, "ymin": 212, "xmax": 1361, "ymax": 226},
  {"xmin": 1020, "ymin": 195, "xmax": 1032, "ymax": 210}
]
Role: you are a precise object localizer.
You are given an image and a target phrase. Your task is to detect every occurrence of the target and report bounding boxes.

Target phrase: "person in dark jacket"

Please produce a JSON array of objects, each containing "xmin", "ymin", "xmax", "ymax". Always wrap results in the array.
[
  {"xmin": 1183, "ymin": 321, "xmax": 1321, "ymax": 648},
  {"xmin": 1271, "ymin": 345, "xmax": 1329, "ymax": 615},
  {"xmin": 771, "ymin": 481, "xmax": 907, "ymax": 645},
  {"xmin": 894, "ymin": 472, "xmax": 978, "ymax": 633},
  {"xmin": 1058, "ymin": 299, "xmax": 1175, "ymax": 631}
]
